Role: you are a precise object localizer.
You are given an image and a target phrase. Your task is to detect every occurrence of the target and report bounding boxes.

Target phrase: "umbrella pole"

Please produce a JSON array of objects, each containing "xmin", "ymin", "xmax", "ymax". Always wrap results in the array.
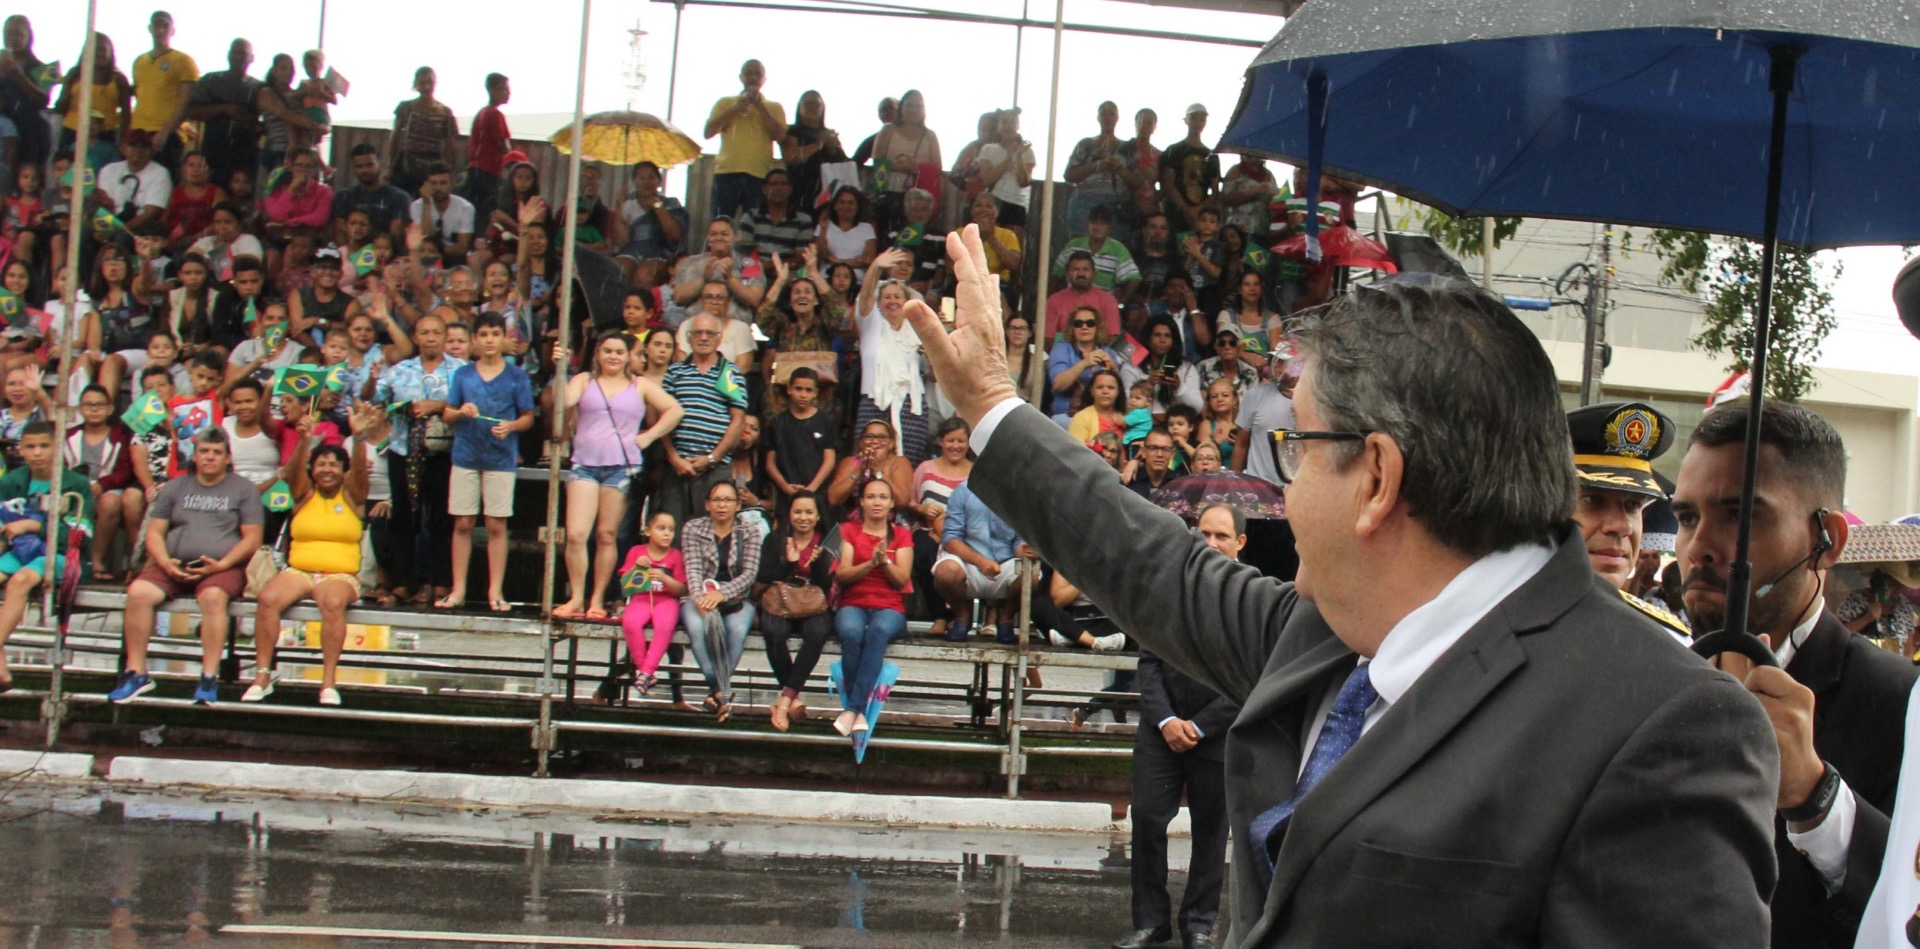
[
  {"xmin": 537, "ymin": 0, "xmax": 592, "ymax": 778},
  {"xmin": 1717, "ymin": 48, "xmax": 1800, "ymax": 654}
]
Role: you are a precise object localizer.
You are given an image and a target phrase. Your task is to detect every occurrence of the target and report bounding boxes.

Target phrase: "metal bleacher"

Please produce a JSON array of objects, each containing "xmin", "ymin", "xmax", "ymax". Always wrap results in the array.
[{"xmin": 5, "ymin": 581, "xmax": 1141, "ymax": 797}]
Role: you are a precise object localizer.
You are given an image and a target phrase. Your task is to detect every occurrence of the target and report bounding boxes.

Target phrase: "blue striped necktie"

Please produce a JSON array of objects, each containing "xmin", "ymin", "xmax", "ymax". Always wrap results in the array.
[{"xmin": 1249, "ymin": 662, "xmax": 1378, "ymax": 888}]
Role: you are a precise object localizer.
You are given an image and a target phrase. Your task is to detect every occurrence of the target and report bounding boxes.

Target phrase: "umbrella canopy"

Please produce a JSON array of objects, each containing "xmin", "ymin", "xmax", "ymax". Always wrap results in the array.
[
  {"xmin": 1221, "ymin": 0, "xmax": 1920, "ymax": 250},
  {"xmin": 1150, "ymin": 471, "xmax": 1289, "ymax": 520},
  {"xmin": 1837, "ymin": 520, "xmax": 1920, "ymax": 587},
  {"xmin": 548, "ymin": 111, "xmax": 701, "ymax": 168}
]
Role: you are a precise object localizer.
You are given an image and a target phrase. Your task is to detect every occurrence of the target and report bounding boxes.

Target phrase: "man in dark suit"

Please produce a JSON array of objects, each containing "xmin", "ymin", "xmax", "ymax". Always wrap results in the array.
[
  {"xmin": 1117, "ymin": 502, "xmax": 1245, "ymax": 949},
  {"xmin": 900, "ymin": 227, "xmax": 1780, "ymax": 947},
  {"xmin": 1674, "ymin": 400, "xmax": 1919, "ymax": 948}
]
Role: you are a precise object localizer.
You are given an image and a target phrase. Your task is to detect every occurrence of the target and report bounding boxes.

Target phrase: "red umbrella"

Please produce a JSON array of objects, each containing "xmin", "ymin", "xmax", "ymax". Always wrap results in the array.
[{"xmin": 1150, "ymin": 471, "xmax": 1289, "ymax": 520}]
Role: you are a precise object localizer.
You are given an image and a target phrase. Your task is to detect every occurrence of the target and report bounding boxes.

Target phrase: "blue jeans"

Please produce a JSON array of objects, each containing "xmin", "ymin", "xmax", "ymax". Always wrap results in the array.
[
  {"xmin": 834, "ymin": 607, "xmax": 906, "ymax": 711},
  {"xmin": 710, "ymin": 172, "xmax": 765, "ymax": 222},
  {"xmin": 682, "ymin": 601, "xmax": 755, "ymax": 696}
]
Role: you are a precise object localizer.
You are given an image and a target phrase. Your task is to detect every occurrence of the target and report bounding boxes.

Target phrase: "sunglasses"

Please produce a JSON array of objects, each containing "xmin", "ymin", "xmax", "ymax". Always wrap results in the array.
[{"xmin": 1071, "ymin": 319, "xmax": 1098, "ymax": 328}]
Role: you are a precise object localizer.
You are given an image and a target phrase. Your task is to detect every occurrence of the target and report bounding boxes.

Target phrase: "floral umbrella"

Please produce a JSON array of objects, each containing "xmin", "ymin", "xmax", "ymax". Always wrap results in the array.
[
  {"xmin": 1150, "ymin": 471, "xmax": 1288, "ymax": 521},
  {"xmin": 547, "ymin": 111, "xmax": 701, "ymax": 168}
]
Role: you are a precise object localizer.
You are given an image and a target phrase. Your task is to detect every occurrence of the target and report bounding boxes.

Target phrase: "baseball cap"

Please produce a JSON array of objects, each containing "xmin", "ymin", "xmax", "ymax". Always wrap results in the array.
[
  {"xmin": 1185, "ymin": 102, "xmax": 1209, "ymax": 118},
  {"xmin": 313, "ymin": 245, "xmax": 344, "ymax": 262}
]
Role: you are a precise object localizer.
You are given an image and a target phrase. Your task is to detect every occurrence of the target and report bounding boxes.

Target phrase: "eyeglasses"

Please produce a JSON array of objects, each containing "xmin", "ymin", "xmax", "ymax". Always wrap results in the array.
[
  {"xmin": 1070, "ymin": 319, "xmax": 1097, "ymax": 328},
  {"xmin": 700, "ymin": 293, "xmax": 729, "ymax": 302},
  {"xmin": 1269, "ymin": 429, "xmax": 1373, "ymax": 484},
  {"xmin": 80, "ymin": 401, "xmax": 111, "ymax": 408}
]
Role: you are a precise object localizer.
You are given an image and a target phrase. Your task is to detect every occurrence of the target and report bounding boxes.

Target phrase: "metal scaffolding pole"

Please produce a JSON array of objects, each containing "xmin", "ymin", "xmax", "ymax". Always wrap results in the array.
[
  {"xmin": 45, "ymin": 0, "xmax": 102, "ymax": 750},
  {"xmin": 537, "ymin": 0, "xmax": 594, "ymax": 777},
  {"xmin": 666, "ymin": 1, "xmax": 686, "ymax": 123},
  {"xmin": 1026, "ymin": 0, "xmax": 1066, "ymax": 410}
]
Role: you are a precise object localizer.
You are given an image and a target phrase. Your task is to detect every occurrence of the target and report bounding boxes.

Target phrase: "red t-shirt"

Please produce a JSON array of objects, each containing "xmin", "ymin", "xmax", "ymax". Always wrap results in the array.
[
  {"xmin": 839, "ymin": 524, "xmax": 912, "ymax": 612},
  {"xmin": 468, "ymin": 106, "xmax": 512, "ymax": 175}
]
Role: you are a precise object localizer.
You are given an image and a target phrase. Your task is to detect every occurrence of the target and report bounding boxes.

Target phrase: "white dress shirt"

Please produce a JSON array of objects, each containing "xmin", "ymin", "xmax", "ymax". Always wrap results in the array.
[
  {"xmin": 1774, "ymin": 605, "xmax": 1855, "ymax": 893},
  {"xmin": 1299, "ymin": 542, "xmax": 1556, "ymax": 774}
]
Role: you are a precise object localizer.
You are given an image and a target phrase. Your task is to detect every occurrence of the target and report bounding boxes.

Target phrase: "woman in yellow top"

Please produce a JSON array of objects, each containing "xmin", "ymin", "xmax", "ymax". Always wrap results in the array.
[
  {"xmin": 53, "ymin": 33, "xmax": 131, "ymax": 167},
  {"xmin": 242, "ymin": 402, "xmax": 383, "ymax": 708}
]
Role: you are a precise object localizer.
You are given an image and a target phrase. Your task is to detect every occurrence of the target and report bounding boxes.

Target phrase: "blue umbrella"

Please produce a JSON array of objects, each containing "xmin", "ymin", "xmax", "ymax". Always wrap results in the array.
[{"xmin": 1223, "ymin": 0, "xmax": 1920, "ymax": 665}]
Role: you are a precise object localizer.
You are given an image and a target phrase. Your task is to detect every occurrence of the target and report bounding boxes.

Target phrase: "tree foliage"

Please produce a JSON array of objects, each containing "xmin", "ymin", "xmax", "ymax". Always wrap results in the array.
[
  {"xmin": 1644, "ymin": 229, "xmax": 1841, "ymax": 403},
  {"xmin": 1410, "ymin": 206, "xmax": 1524, "ymax": 258}
]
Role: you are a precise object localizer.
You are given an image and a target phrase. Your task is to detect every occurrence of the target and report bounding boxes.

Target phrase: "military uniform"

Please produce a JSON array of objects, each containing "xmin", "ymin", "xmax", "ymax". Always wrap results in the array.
[{"xmin": 1567, "ymin": 401, "xmax": 1690, "ymax": 644}]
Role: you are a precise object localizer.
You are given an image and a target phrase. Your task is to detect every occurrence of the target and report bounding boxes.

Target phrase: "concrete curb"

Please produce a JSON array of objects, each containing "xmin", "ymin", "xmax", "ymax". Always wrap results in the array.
[
  {"xmin": 0, "ymin": 749, "xmax": 94, "ymax": 779},
  {"xmin": 105, "ymin": 757, "xmax": 1126, "ymax": 833}
]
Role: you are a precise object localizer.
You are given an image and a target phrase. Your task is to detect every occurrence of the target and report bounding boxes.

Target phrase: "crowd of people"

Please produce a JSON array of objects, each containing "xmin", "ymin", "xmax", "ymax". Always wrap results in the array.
[{"xmin": 0, "ymin": 14, "xmax": 1341, "ymax": 745}]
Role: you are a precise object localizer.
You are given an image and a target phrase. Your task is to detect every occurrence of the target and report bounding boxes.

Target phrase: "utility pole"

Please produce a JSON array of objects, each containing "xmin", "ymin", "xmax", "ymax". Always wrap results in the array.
[{"xmin": 1578, "ymin": 224, "xmax": 1614, "ymax": 406}]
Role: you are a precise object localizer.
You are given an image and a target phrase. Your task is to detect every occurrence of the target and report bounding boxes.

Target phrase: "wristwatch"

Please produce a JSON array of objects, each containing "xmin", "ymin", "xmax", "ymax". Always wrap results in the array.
[{"xmin": 1780, "ymin": 761, "xmax": 1842, "ymax": 824}]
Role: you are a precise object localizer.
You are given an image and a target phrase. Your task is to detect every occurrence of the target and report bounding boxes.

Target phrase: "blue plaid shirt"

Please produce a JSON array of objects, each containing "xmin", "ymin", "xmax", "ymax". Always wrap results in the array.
[{"xmin": 373, "ymin": 354, "xmax": 467, "ymax": 456}]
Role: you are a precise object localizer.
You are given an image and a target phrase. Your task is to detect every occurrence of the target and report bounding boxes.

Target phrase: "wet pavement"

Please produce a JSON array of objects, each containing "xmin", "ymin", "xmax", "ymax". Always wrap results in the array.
[{"xmin": 0, "ymin": 786, "xmax": 1215, "ymax": 948}]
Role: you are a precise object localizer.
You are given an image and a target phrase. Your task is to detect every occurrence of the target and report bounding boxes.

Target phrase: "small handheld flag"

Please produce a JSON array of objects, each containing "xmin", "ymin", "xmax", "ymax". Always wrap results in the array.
[
  {"xmin": 349, "ymin": 244, "xmax": 379, "ymax": 276},
  {"xmin": 893, "ymin": 221, "xmax": 926, "ymax": 247},
  {"xmin": 90, "ymin": 208, "xmax": 122, "ymax": 238},
  {"xmin": 274, "ymin": 364, "xmax": 328, "ymax": 398},
  {"xmin": 323, "ymin": 363, "xmax": 347, "ymax": 393},
  {"xmin": 120, "ymin": 391, "xmax": 167, "ymax": 435},
  {"xmin": 264, "ymin": 479, "xmax": 294, "ymax": 513},
  {"xmin": 0, "ymin": 288, "xmax": 25, "ymax": 330},
  {"xmin": 57, "ymin": 165, "xmax": 94, "ymax": 191},
  {"xmin": 29, "ymin": 62, "xmax": 60, "ymax": 90},
  {"xmin": 620, "ymin": 561, "xmax": 654, "ymax": 595},
  {"xmin": 716, "ymin": 363, "xmax": 747, "ymax": 407},
  {"xmin": 243, "ymin": 297, "xmax": 259, "ymax": 324},
  {"xmin": 262, "ymin": 320, "xmax": 286, "ymax": 354}
]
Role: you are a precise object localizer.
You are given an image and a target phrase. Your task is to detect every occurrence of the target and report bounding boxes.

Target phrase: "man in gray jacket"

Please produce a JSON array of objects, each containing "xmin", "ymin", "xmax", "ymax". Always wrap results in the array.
[{"xmin": 902, "ymin": 227, "xmax": 1781, "ymax": 947}]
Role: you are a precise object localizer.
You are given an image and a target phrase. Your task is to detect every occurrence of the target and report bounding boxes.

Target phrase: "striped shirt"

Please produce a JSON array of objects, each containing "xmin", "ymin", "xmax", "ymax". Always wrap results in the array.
[
  {"xmin": 1051, "ymin": 236, "xmax": 1140, "ymax": 291},
  {"xmin": 664, "ymin": 356, "xmax": 747, "ymax": 459},
  {"xmin": 735, "ymin": 208, "xmax": 815, "ymax": 262}
]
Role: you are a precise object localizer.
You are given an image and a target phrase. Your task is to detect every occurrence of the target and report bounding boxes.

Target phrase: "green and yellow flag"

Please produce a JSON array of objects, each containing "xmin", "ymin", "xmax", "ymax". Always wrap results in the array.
[
  {"xmin": 243, "ymin": 296, "xmax": 258, "ymax": 324},
  {"xmin": 90, "ymin": 207, "xmax": 121, "ymax": 238},
  {"xmin": 716, "ymin": 362, "xmax": 747, "ymax": 408},
  {"xmin": 274, "ymin": 364, "xmax": 329, "ymax": 398},
  {"xmin": 262, "ymin": 320, "xmax": 286, "ymax": 353},
  {"xmin": 121, "ymin": 390, "xmax": 167, "ymax": 436},
  {"xmin": 28, "ymin": 62, "xmax": 60, "ymax": 90},
  {"xmin": 893, "ymin": 221, "xmax": 926, "ymax": 247},
  {"xmin": 0, "ymin": 288, "xmax": 25, "ymax": 330},
  {"xmin": 323, "ymin": 363, "xmax": 347, "ymax": 392},
  {"xmin": 620, "ymin": 561, "xmax": 653, "ymax": 596},
  {"xmin": 349, "ymin": 244, "xmax": 379, "ymax": 276},
  {"xmin": 264, "ymin": 479, "xmax": 294, "ymax": 513},
  {"xmin": 57, "ymin": 165, "xmax": 94, "ymax": 190}
]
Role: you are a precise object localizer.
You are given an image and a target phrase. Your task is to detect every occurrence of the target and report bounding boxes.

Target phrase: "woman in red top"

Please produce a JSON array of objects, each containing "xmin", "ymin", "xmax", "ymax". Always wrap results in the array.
[
  {"xmin": 164, "ymin": 152, "xmax": 227, "ymax": 253},
  {"xmin": 831, "ymin": 475, "xmax": 913, "ymax": 738}
]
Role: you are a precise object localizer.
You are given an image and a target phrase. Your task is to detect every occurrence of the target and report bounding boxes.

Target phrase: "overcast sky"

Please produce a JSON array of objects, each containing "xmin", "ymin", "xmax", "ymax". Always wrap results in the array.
[{"xmin": 39, "ymin": 0, "xmax": 1920, "ymax": 379}]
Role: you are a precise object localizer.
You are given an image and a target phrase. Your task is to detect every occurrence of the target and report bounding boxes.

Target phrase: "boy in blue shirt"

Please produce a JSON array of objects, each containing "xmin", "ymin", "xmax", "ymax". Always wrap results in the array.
[{"xmin": 438, "ymin": 314, "xmax": 534, "ymax": 611}]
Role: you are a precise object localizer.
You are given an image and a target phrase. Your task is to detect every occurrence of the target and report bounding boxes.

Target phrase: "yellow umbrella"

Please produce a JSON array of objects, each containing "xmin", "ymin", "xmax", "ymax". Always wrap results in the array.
[{"xmin": 547, "ymin": 111, "xmax": 702, "ymax": 167}]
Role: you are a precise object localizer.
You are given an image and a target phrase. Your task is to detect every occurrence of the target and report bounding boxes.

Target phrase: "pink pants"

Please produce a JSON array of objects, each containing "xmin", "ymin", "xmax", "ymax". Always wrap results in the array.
[{"xmin": 623, "ymin": 595, "xmax": 680, "ymax": 675}]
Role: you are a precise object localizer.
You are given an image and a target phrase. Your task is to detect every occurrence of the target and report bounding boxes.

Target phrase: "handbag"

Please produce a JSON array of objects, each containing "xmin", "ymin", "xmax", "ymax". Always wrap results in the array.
[{"xmin": 758, "ymin": 535, "xmax": 828, "ymax": 619}]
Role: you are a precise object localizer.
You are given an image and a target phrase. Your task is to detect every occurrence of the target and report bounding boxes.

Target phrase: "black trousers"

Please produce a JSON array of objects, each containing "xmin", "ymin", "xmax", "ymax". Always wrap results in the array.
[
  {"xmin": 384, "ymin": 451, "xmax": 454, "ymax": 592},
  {"xmin": 1130, "ymin": 734, "xmax": 1229, "ymax": 936},
  {"xmin": 761, "ymin": 611, "xmax": 834, "ymax": 694}
]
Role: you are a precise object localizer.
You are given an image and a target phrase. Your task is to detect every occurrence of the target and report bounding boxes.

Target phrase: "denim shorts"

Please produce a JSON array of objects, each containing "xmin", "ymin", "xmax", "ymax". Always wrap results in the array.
[{"xmin": 569, "ymin": 463, "xmax": 644, "ymax": 492}]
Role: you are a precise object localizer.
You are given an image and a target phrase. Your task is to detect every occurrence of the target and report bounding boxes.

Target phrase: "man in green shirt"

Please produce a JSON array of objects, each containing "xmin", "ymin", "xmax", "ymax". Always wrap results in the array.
[
  {"xmin": 1051, "ymin": 205, "xmax": 1140, "ymax": 297},
  {"xmin": 0, "ymin": 421, "xmax": 94, "ymax": 691}
]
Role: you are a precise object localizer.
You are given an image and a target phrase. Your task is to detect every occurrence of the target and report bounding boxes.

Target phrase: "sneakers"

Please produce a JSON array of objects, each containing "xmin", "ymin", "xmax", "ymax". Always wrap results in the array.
[
  {"xmin": 318, "ymin": 687, "xmax": 342, "ymax": 707},
  {"xmin": 996, "ymin": 624, "xmax": 1019, "ymax": 645},
  {"xmin": 192, "ymin": 675, "xmax": 220, "ymax": 706},
  {"xmin": 1048, "ymin": 630, "xmax": 1073, "ymax": 648},
  {"xmin": 1090, "ymin": 632, "xmax": 1127, "ymax": 652},
  {"xmin": 944, "ymin": 622, "xmax": 971, "ymax": 643},
  {"xmin": 107, "ymin": 671, "xmax": 155, "ymax": 704}
]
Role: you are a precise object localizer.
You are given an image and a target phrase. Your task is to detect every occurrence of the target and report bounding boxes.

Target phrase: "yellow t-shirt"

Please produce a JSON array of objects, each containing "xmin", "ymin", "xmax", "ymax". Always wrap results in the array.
[
  {"xmin": 131, "ymin": 48, "xmax": 200, "ymax": 133},
  {"xmin": 986, "ymin": 226, "xmax": 1022, "ymax": 281},
  {"xmin": 289, "ymin": 488, "xmax": 363, "ymax": 575},
  {"xmin": 708, "ymin": 95, "xmax": 787, "ymax": 177},
  {"xmin": 63, "ymin": 77, "xmax": 125, "ymax": 133}
]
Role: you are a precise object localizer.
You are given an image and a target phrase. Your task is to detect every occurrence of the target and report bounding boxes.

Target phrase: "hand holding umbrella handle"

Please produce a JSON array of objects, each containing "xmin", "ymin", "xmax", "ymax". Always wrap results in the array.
[{"xmin": 1690, "ymin": 629, "xmax": 1780, "ymax": 668}]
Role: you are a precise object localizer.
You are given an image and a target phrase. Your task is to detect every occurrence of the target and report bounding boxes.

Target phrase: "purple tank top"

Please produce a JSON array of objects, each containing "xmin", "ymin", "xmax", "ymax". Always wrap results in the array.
[{"xmin": 570, "ymin": 379, "xmax": 646, "ymax": 468}]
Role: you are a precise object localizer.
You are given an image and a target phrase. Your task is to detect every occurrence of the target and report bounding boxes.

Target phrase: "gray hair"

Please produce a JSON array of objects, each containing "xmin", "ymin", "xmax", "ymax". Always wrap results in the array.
[
  {"xmin": 194, "ymin": 426, "xmax": 231, "ymax": 449},
  {"xmin": 1290, "ymin": 281, "xmax": 1576, "ymax": 558},
  {"xmin": 904, "ymin": 188, "xmax": 935, "ymax": 208}
]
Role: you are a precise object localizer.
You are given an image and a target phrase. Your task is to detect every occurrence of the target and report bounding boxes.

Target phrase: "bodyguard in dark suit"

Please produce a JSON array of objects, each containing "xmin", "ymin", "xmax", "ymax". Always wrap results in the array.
[
  {"xmin": 1118, "ymin": 503, "xmax": 1245, "ymax": 949},
  {"xmin": 1674, "ymin": 400, "xmax": 1919, "ymax": 948},
  {"xmin": 900, "ymin": 228, "xmax": 1780, "ymax": 948}
]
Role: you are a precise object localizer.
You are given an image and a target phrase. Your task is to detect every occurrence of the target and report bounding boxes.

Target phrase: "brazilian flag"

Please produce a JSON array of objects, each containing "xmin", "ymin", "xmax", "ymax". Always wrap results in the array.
[
  {"xmin": 57, "ymin": 164, "xmax": 94, "ymax": 190},
  {"xmin": 893, "ymin": 221, "xmax": 926, "ymax": 247},
  {"xmin": 1239, "ymin": 335, "xmax": 1272, "ymax": 359},
  {"xmin": 121, "ymin": 391, "xmax": 167, "ymax": 436},
  {"xmin": 243, "ymin": 297, "xmax": 258, "ymax": 324},
  {"xmin": 262, "ymin": 320, "xmax": 286, "ymax": 353},
  {"xmin": 620, "ymin": 561, "xmax": 653, "ymax": 596},
  {"xmin": 1244, "ymin": 247, "xmax": 1272, "ymax": 271},
  {"xmin": 0, "ymin": 288, "xmax": 24, "ymax": 329},
  {"xmin": 323, "ymin": 363, "xmax": 347, "ymax": 392},
  {"xmin": 716, "ymin": 362, "xmax": 747, "ymax": 408},
  {"xmin": 90, "ymin": 207, "xmax": 121, "ymax": 238},
  {"xmin": 349, "ymin": 244, "xmax": 379, "ymax": 276},
  {"xmin": 264, "ymin": 479, "xmax": 294, "ymax": 513},
  {"xmin": 274, "ymin": 364, "xmax": 329, "ymax": 398},
  {"xmin": 29, "ymin": 62, "xmax": 60, "ymax": 90}
]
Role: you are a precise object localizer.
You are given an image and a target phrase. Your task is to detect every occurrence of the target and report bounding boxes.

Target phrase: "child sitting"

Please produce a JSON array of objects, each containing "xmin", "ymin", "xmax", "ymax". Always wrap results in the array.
[
  {"xmin": 619, "ymin": 511, "xmax": 688, "ymax": 695},
  {"xmin": 1122, "ymin": 380, "xmax": 1155, "ymax": 459}
]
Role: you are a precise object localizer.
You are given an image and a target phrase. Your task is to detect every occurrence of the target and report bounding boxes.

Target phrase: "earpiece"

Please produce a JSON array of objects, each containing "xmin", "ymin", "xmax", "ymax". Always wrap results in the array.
[{"xmin": 1812, "ymin": 507, "xmax": 1834, "ymax": 559}]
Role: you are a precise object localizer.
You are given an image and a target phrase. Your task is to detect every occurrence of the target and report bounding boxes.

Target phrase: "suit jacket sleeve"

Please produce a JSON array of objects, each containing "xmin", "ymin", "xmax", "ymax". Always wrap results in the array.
[
  {"xmin": 1540, "ymin": 676, "xmax": 1780, "ymax": 947},
  {"xmin": 1190, "ymin": 694, "xmax": 1240, "ymax": 739},
  {"xmin": 970, "ymin": 404, "xmax": 1295, "ymax": 705},
  {"xmin": 1136, "ymin": 650, "xmax": 1177, "ymax": 727},
  {"xmin": 1830, "ymin": 797, "xmax": 1891, "ymax": 931}
]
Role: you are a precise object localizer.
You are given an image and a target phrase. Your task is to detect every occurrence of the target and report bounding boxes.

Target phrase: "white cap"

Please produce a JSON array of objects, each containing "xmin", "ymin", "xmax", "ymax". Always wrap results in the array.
[{"xmin": 1185, "ymin": 102, "xmax": 1209, "ymax": 117}]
